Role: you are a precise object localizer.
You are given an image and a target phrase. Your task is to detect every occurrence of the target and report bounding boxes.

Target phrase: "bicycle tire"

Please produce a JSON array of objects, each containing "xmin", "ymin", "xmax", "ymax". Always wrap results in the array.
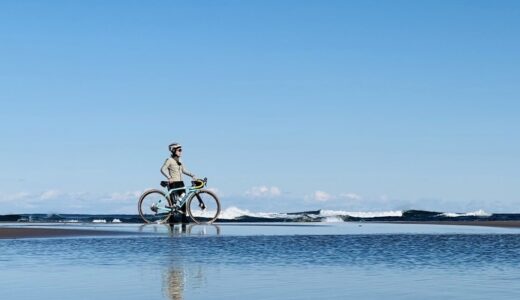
[
  {"xmin": 187, "ymin": 189, "xmax": 221, "ymax": 224},
  {"xmin": 138, "ymin": 189, "xmax": 172, "ymax": 223}
]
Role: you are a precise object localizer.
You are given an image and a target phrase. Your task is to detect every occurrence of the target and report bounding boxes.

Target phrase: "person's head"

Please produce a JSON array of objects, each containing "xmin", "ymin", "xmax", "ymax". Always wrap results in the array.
[{"xmin": 169, "ymin": 143, "xmax": 182, "ymax": 157}]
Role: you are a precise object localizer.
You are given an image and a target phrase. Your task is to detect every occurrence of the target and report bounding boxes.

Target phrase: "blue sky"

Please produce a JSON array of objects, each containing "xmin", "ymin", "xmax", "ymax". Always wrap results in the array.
[{"xmin": 1, "ymin": 0, "xmax": 519, "ymax": 214}]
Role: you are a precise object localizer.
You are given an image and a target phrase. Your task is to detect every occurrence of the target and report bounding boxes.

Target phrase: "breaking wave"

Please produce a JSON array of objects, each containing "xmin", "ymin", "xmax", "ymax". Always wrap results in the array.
[{"xmin": 441, "ymin": 209, "xmax": 492, "ymax": 218}]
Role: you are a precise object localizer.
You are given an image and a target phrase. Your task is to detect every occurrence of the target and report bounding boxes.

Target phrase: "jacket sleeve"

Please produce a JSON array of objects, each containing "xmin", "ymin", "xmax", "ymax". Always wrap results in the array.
[
  {"xmin": 182, "ymin": 165, "xmax": 195, "ymax": 178},
  {"xmin": 161, "ymin": 159, "xmax": 171, "ymax": 179}
]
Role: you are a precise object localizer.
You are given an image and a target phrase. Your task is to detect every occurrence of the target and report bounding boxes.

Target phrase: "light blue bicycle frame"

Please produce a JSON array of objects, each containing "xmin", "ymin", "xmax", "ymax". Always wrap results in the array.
[{"xmin": 155, "ymin": 184, "xmax": 201, "ymax": 214}]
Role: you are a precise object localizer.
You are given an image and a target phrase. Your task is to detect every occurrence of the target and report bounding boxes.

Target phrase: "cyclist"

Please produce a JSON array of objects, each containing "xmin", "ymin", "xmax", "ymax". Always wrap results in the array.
[{"xmin": 161, "ymin": 143, "xmax": 197, "ymax": 222}]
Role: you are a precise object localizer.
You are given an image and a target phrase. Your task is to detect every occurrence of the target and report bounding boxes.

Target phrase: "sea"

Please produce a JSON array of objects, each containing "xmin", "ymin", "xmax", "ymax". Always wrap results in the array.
[
  {"xmin": 2, "ymin": 207, "xmax": 520, "ymax": 223},
  {"xmin": 2, "ymin": 208, "xmax": 520, "ymax": 300}
]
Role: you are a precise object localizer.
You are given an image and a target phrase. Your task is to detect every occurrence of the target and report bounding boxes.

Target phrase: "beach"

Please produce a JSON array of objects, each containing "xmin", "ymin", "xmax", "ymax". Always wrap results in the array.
[{"xmin": 0, "ymin": 227, "xmax": 128, "ymax": 239}]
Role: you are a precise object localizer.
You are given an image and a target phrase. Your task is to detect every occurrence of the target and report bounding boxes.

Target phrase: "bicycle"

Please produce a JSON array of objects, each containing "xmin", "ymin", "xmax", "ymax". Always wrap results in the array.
[
  {"xmin": 138, "ymin": 177, "xmax": 221, "ymax": 224},
  {"xmin": 138, "ymin": 223, "xmax": 221, "ymax": 236}
]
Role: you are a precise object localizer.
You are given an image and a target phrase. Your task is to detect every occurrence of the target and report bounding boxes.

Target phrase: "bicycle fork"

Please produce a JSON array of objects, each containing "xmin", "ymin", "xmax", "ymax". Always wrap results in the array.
[{"xmin": 195, "ymin": 193, "xmax": 206, "ymax": 210}]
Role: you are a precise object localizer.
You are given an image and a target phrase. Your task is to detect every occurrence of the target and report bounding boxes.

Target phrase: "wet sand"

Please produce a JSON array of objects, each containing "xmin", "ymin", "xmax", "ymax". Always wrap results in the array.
[{"xmin": 0, "ymin": 227, "xmax": 127, "ymax": 239}]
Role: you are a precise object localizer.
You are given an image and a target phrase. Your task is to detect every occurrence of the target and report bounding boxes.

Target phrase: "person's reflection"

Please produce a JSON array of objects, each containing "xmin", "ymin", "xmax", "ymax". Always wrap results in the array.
[
  {"xmin": 161, "ymin": 224, "xmax": 220, "ymax": 299},
  {"xmin": 137, "ymin": 223, "xmax": 221, "ymax": 237},
  {"xmin": 164, "ymin": 266, "xmax": 184, "ymax": 300},
  {"xmin": 166, "ymin": 223, "xmax": 221, "ymax": 236},
  {"xmin": 164, "ymin": 264, "xmax": 208, "ymax": 299},
  {"xmin": 138, "ymin": 223, "xmax": 221, "ymax": 236},
  {"xmin": 167, "ymin": 223, "xmax": 187, "ymax": 236}
]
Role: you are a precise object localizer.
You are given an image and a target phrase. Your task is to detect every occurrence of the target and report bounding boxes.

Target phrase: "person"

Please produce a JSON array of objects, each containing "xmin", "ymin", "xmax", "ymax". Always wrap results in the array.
[{"xmin": 161, "ymin": 143, "xmax": 197, "ymax": 222}]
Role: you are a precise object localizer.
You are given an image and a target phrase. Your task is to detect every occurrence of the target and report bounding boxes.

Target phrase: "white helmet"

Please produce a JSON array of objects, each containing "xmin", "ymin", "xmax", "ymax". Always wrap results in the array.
[{"xmin": 169, "ymin": 143, "xmax": 182, "ymax": 153}]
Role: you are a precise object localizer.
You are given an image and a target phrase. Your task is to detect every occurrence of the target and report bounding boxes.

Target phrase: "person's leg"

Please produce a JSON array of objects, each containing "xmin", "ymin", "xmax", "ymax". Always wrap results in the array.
[
  {"xmin": 177, "ymin": 183, "xmax": 189, "ymax": 223},
  {"xmin": 168, "ymin": 181, "xmax": 188, "ymax": 223}
]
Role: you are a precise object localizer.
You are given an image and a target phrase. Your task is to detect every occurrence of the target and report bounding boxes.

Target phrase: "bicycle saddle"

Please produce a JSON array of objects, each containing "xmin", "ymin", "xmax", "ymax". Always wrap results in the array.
[{"xmin": 160, "ymin": 181, "xmax": 169, "ymax": 187}]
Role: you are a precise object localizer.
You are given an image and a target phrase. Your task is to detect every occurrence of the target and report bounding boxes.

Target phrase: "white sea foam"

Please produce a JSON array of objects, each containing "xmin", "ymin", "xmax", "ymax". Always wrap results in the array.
[
  {"xmin": 218, "ymin": 207, "xmax": 403, "ymax": 221},
  {"xmin": 112, "ymin": 219, "xmax": 122, "ymax": 223},
  {"xmin": 216, "ymin": 207, "xmax": 495, "ymax": 222},
  {"xmin": 190, "ymin": 210, "xmax": 220, "ymax": 218},
  {"xmin": 441, "ymin": 209, "xmax": 491, "ymax": 218},
  {"xmin": 218, "ymin": 207, "xmax": 297, "ymax": 220},
  {"xmin": 319, "ymin": 210, "xmax": 403, "ymax": 218},
  {"xmin": 323, "ymin": 216, "xmax": 344, "ymax": 223},
  {"xmin": 92, "ymin": 219, "xmax": 107, "ymax": 223}
]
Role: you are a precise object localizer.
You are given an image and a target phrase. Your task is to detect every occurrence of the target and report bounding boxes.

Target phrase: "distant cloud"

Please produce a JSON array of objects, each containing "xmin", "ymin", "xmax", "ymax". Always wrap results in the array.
[
  {"xmin": 339, "ymin": 193, "xmax": 362, "ymax": 201},
  {"xmin": 0, "ymin": 191, "xmax": 31, "ymax": 202},
  {"xmin": 106, "ymin": 191, "xmax": 142, "ymax": 202},
  {"xmin": 206, "ymin": 187, "xmax": 220, "ymax": 195},
  {"xmin": 304, "ymin": 191, "xmax": 367, "ymax": 207},
  {"xmin": 40, "ymin": 189, "xmax": 63, "ymax": 200},
  {"xmin": 245, "ymin": 186, "xmax": 282, "ymax": 198},
  {"xmin": 306, "ymin": 190, "xmax": 334, "ymax": 202},
  {"xmin": 0, "ymin": 189, "xmax": 143, "ymax": 214},
  {"xmin": 2, "ymin": 188, "xmax": 518, "ymax": 215}
]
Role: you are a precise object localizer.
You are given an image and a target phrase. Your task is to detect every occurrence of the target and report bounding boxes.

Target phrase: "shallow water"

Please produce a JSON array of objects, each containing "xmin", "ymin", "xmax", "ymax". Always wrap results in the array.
[{"xmin": 1, "ymin": 223, "xmax": 520, "ymax": 299}]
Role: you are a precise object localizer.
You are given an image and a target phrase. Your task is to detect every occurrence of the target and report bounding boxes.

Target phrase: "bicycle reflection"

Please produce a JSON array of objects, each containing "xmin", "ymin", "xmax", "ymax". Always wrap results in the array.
[{"xmin": 138, "ymin": 223, "xmax": 221, "ymax": 236}]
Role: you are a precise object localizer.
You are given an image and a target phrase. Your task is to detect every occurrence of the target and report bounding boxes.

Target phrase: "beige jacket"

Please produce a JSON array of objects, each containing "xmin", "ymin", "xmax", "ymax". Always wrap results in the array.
[{"xmin": 161, "ymin": 158, "xmax": 195, "ymax": 181}]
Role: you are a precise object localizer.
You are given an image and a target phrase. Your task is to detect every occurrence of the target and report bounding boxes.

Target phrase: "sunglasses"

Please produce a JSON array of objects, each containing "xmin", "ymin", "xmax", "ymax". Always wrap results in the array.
[{"xmin": 176, "ymin": 148, "xmax": 183, "ymax": 152}]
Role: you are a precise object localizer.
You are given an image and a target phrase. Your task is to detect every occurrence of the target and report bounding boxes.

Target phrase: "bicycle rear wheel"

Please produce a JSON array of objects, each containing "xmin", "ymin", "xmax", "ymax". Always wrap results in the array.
[
  {"xmin": 138, "ymin": 189, "xmax": 172, "ymax": 223},
  {"xmin": 187, "ymin": 190, "xmax": 221, "ymax": 224}
]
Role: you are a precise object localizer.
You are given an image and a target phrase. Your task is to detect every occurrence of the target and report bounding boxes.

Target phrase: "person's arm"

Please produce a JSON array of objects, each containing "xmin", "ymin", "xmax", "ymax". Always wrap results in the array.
[
  {"xmin": 161, "ymin": 159, "xmax": 172, "ymax": 180},
  {"xmin": 181, "ymin": 165, "xmax": 196, "ymax": 179}
]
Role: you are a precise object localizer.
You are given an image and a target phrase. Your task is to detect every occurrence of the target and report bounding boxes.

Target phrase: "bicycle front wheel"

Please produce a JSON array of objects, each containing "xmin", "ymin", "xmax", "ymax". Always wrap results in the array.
[
  {"xmin": 187, "ymin": 190, "xmax": 221, "ymax": 224},
  {"xmin": 138, "ymin": 189, "xmax": 172, "ymax": 223}
]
